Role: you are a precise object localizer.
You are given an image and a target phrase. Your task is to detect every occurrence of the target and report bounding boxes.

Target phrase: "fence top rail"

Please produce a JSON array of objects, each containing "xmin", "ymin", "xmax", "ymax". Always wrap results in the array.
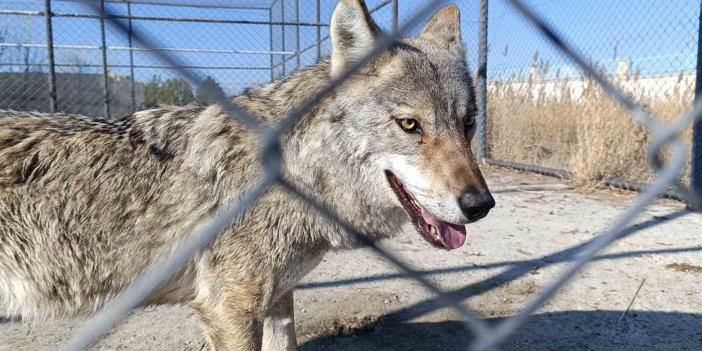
[
  {"xmin": 0, "ymin": 63, "xmax": 270, "ymax": 71},
  {"xmin": 23, "ymin": 0, "xmax": 274, "ymax": 11},
  {"xmin": 0, "ymin": 9, "xmax": 330, "ymax": 27},
  {"xmin": 0, "ymin": 42, "xmax": 295, "ymax": 56}
]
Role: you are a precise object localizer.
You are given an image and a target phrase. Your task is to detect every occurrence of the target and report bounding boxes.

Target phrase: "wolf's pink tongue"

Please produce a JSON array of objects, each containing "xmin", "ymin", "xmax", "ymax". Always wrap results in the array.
[{"xmin": 420, "ymin": 208, "xmax": 467, "ymax": 249}]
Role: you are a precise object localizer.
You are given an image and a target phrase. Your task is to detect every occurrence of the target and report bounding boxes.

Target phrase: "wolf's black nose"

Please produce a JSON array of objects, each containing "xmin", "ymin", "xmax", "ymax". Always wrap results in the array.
[{"xmin": 458, "ymin": 192, "xmax": 495, "ymax": 222}]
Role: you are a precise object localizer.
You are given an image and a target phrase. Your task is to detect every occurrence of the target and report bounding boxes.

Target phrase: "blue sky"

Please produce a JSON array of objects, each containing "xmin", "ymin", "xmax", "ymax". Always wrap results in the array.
[
  {"xmin": 486, "ymin": 0, "xmax": 699, "ymax": 81},
  {"xmin": 0, "ymin": 0, "xmax": 699, "ymax": 94}
]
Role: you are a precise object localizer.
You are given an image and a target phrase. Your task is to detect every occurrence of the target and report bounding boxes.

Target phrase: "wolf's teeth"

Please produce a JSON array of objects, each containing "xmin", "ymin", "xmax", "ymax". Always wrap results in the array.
[{"xmin": 429, "ymin": 225, "xmax": 438, "ymax": 239}]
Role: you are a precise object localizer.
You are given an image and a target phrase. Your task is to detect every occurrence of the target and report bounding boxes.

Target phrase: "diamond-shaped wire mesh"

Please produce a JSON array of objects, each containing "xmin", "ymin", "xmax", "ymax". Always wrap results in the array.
[
  {"xmin": 0, "ymin": 0, "xmax": 701, "ymax": 350},
  {"xmin": 485, "ymin": 0, "xmax": 699, "ymax": 187}
]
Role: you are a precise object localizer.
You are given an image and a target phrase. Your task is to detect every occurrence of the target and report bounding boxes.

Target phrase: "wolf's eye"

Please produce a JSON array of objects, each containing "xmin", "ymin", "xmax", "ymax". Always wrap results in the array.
[
  {"xmin": 464, "ymin": 116, "xmax": 476, "ymax": 135},
  {"xmin": 397, "ymin": 118, "xmax": 420, "ymax": 133}
]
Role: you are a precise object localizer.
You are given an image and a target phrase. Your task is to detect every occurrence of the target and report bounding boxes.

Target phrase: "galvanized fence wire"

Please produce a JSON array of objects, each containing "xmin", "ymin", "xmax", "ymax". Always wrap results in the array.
[
  {"xmin": 1, "ymin": 0, "xmax": 311, "ymax": 119},
  {"xmin": 47, "ymin": 0, "xmax": 702, "ymax": 350},
  {"xmin": 481, "ymin": 0, "xmax": 702, "ymax": 198}
]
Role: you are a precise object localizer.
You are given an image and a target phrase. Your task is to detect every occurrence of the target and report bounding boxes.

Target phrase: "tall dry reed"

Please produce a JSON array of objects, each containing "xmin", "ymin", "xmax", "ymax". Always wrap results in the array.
[{"xmin": 487, "ymin": 73, "xmax": 694, "ymax": 185}]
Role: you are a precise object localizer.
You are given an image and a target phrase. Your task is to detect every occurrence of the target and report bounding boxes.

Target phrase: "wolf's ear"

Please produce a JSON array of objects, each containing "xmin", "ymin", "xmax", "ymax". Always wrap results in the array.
[
  {"xmin": 419, "ymin": 5, "xmax": 462, "ymax": 48},
  {"xmin": 330, "ymin": 0, "xmax": 381, "ymax": 77}
]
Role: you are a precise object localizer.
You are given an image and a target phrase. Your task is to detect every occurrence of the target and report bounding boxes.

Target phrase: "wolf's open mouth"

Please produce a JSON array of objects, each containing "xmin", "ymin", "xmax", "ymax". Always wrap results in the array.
[{"xmin": 385, "ymin": 171, "xmax": 466, "ymax": 250}]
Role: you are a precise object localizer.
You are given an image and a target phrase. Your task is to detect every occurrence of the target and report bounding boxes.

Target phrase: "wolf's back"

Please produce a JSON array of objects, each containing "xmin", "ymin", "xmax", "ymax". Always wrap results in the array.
[
  {"xmin": 0, "ymin": 111, "xmax": 122, "ymax": 188},
  {"xmin": 0, "ymin": 109, "xmax": 194, "ymax": 188},
  {"xmin": 0, "ymin": 107, "xmax": 260, "ymax": 318}
]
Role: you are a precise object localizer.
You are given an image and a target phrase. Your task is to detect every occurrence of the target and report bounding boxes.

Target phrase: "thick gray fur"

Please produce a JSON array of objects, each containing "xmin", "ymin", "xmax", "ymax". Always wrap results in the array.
[{"xmin": 0, "ymin": 1, "xmax": 491, "ymax": 350}]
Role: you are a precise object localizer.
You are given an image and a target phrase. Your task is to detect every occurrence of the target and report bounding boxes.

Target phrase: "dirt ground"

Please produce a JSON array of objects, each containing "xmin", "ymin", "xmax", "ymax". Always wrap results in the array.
[{"xmin": 1, "ymin": 167, "xmax": 701, "ymax": 350}]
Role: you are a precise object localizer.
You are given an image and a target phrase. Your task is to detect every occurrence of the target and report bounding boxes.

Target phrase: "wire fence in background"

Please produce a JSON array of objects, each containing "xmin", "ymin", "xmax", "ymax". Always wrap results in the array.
[
  {"xmin": 0, "ymin": 0, "xmax": 700, "ymax": 350},
  {"xmin": 480, "ymin": 0, "xmax": 702, "ymax": 203},
  {"xmin": 0, "ymin": 0, "xmax": 468, "ymax": 120},
  {"xmin": 0, "ymin": 0, "xmax": 383, "ymax": 118}
]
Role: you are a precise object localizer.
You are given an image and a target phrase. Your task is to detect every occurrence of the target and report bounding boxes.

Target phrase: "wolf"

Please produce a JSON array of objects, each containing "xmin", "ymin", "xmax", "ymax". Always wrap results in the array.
[{"xmin": 0, "ymin": 1, "xmax": 494, "ymax": 350}]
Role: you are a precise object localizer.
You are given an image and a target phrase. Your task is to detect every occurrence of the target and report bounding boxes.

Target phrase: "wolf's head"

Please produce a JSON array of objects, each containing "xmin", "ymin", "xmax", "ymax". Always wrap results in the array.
[{"xmin": 283, "ymin": 1, "xmax": 494, "ymax": 249}]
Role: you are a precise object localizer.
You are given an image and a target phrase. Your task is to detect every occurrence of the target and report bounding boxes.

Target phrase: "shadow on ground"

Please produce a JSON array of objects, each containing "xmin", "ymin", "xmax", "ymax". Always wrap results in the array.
[
  {"xmin": 300, "ymin": 310, "xmax": 702, "ymax": 351},
  {"xmin": 300, "ymin": 210, "xmax": 701, "ymax": 350}
]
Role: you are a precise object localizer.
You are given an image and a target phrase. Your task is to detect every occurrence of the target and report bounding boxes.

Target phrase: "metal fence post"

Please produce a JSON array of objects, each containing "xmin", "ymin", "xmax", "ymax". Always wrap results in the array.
[
  {"xmin": 391, "ymin": 0, "xmax": 398, "ymax": 34},
  {"xmin": 476, "ymin": 0, "xmax": 489, "ymax": 162},
  {"xmin": 100, "ymin": 0, "xmax": 111, "ymax": 118},
  {"xmin": 316, "ymin": 0, "xmax": 321, "ymax": 61},
  {"xmin": 44, "ymin": 0, "xmax": 57, "ymax": 113},
  {"xmin": 127, "ymin": 2, "xmax": 136, "ymax": 113},
  {"xmin": 281, "ymin": 0, "xmax": 286, "ymax": 75},
  {"xmin": 693, "ymin": 1, "xmax": 702, "ymax": 203},
  {"xmin": 269, "ymin": 6, "xmax": 274, "ymax": 82},
  {"xmin": 295, "ymin": 0, "xmax": 300, "ymax": 70}
]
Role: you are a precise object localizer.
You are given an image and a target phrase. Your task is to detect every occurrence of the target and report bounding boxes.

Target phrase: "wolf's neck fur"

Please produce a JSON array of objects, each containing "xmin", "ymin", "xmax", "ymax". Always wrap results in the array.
[
  {"xmin": 223, "ymin": 60, "xmax": 404, "ymax": 246},
  {"xmin": 230, "ymin": 59, "xmax": 346, "ymax": 190},
  {"xmin": 230, "ymin": 59, "xmax": 339, "ymax": 194},
  {"xmin": 233, "ymin": 60, "xmax": 333, "ymax": 123}
]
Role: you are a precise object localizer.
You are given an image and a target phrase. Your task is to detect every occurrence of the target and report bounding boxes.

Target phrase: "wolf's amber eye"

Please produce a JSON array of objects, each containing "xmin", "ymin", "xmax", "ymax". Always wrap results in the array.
[{"xmin": 397, "ymin": 118, "xmax": 420, "ymax": 133}]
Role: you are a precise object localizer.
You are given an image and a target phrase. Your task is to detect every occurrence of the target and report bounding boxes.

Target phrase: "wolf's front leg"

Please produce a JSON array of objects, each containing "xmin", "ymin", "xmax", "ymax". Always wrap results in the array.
[
  {"xmin": 192, "ymin": 282, "xmax": 265, "ymax": 351},
  {"xmin": 262, "ymin": 291, "xmax": 297, "ymax": 351}
]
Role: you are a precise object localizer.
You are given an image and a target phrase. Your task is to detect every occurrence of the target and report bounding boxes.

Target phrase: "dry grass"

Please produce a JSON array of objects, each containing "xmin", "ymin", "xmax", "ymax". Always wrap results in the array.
[{"xmin": 487, "ymin": 74, "xmax": 694, "ymax": 185}]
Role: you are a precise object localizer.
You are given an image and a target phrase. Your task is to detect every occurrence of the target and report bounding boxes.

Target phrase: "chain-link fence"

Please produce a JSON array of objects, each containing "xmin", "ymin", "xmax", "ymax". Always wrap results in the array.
[
  {"xmin": 482, "ymin": 0, "xmax": 702, "ymax": 201},
  {"xmin": 0, "ymin": 0, "xmax": 479, "ymax": 120},
  {"xmin": 0, "ymin": 0, "xmax": 384, "ymax": 118},
  {"xmin": 0, "ymin": 0, "xmax": 701, "ymax": 350}
]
